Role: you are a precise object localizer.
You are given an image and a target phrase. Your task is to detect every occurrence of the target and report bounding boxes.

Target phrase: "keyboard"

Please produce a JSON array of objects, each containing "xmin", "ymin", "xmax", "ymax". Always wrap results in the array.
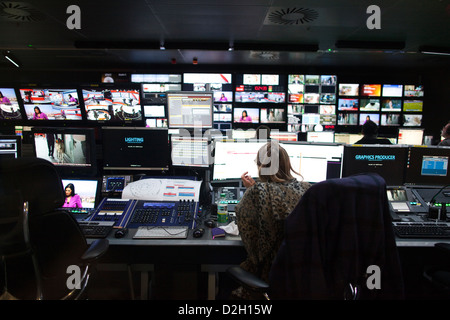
[
  {"xmin": 78, "ymin": 221, "xmax": 115, "ymax": 238},
  {"xmin": 393, "ymin": 222, "xmax": 450, "ymax": 238},
  {"xmin": 133, "ymin": 226, "xmax": 188, "ymax": 239}
]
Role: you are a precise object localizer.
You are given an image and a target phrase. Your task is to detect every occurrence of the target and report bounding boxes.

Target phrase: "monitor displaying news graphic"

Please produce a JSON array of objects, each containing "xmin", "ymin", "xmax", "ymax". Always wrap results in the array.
[
  {"xmin": 361, "ymin": 84, "xmax": 381, "ymax": 97},
  {"xmin": 382, "ymin": 84, "xmax": 403, "ymax": 97},
  {"xmin": 338, "ymin": 98, "xmax": 358, "ymax": 111},
  {"xmin": 360, "ymin": 99, "xmax": 380, "ymax": 112},
  {"xmin": 0, "ymin": 88, "xmax": 22, "ymax": 120},
  {"xmin": 233, "ymin": 108, "xmax": 259, "ymax": 123},
  {"xmin": 260, "ymin": 108, "xmax": 285, "ymax": 123},
  {"xmin": 20, "ymin": 88, "xmax": 82, "ymax": 120},
  {"xmin": 338, "ymin": 83, "xmax": 359, "ymax": 96}
]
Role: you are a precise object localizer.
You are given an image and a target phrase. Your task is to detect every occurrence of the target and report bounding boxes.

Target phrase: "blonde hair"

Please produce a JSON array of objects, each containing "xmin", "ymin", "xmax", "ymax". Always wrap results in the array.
[{"xmin": 256, "ymin": 141, "xmax": 302, "ymax": 183}]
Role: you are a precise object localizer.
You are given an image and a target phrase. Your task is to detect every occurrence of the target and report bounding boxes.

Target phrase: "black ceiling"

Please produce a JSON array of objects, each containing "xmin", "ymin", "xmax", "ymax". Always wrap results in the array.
[{"xmin": 0, "ymin": 0, "xmax": 449, "ymax": 71}]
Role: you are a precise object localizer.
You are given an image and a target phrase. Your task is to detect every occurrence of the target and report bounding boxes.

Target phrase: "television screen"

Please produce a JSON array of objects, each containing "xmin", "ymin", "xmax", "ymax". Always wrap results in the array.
[
  {"xmin": 21, "ymin": 88, "xmax": 82, "ymax": 121},
  {"xmin": 260, "ymin": 107, "xmax": 286, "ymax": 123},
  {"xmin": 143, "ymin": 105, "xmax": 165, "ymax": 118},
  {"xmin": 102, "ymin": 127, "xmax": 170, "ymax": 171},
  {"xmin": 61, "ymin": 178, "xmax": 99, "ymax": 210},
  {"xmin": 167, "ymin": 92, "xmax": 213, "ymax": 129},
  {"xmin": 306, "ymin": 131, "xmax": 335, "ymax": 143},
  {"xmin": 381, "ymin": 99, "xmax": 402, "ymax": 112},
  {"xmin": 235, "ymin": 73, "xmax": 286, "ymax": 103},
  {"xmin": 0, "ymin": 135, "xmax": 21, "ymax": 159},
  {"xmin": 0, "ymin": 88, "xmax": 22, "ymax": 120},
  {"xmin": 337, "ymin": 112, "xmax": 358, "ymax": 125},
  {"xmin": 342, "ymin": 145, "xmax": 409, "ymax": 186},
  {"xmin": 359, "ymin": 113, "xmax": 380, "ymax": 125},
  {"xmin": 235, "ymin": 91, "xmax": 286, "ymax": 103},
  {"xmin": 321, "ymin": 75, "xmax": 337, "ymax": 86},
  {"xmin": 83, "ymin": 88, "xmax": 142, "ymax": 122},
  {"xmin": 403, "ymin": 100, "xmax": 423, "ymax": 112},
  {"xmin": 338, "ymin": 98, "xmax": 358, "ymax": 111},
  {"xmin": 381, "ymin": 113, "xmax": 401, "ymax": 126},
  {"xmin": 360, "ymin": 99, "xmax": 380, "ymax": 111},
  {"xmin": 361, "ymin": 84, "xmax": 381, "ymax": 97},
  {"xmin": 382, "ymin": 84, "xmax": 403, "ymax": 97},
  {"xmin": 334, "ymin": 133, "xmax": 364, "ymax": 144},
  {"xmin": 338, "ymin": 83, "xmax": 359, "ymax": 96},
  {"xmin": 403, "ymin": 114, "xmax": 422, "ymax": 126},
  {"xmin": 131, "ymin": 73, "xmax": 182, "ymax": 83},
  {"xmin": 405, "ymin": 146, "xmax": 450, "ymax": 186},
  {"xmin": 404, "ymin": 85, "xmax": 424, "ymax": 97},
  {"xmin": 303, "ymin": 93, "xmax": 320, "ymax": 104},
  {"xmin": 233, "ymin": 108, "xmax": 259, "ymax": 123},
  {"xmin": 31, "ymin": 127, "xmax": 97, "ymax": 177}
]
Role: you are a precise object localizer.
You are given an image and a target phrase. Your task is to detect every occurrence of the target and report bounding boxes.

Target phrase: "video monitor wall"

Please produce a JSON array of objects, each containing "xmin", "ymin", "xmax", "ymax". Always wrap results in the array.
[
  {"xmin": 336, "ymin": 82, "xmax": 424, "ymax": 129},
  {"xmin": 286, "ymin": 74, "xmax": 337, "ymax": 133}
]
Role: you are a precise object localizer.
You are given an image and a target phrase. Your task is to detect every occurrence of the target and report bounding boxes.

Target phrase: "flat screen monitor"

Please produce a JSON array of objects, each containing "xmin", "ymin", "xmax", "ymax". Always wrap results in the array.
[
  {"xmin": 334, "ymin": 133, "xmax": 363, "ymax": 144},
  {"xmin": 404, "ymin": 85, "xmax": 424, "ymax": 97},
  {"xmin": 82, "ymin": 87, "xmax": 142, "ymax": 122},
  {"xmin": 260, "ymin": 107, "xmax": 286, "ymax": 124},
  {"xmin": 20, "ymin": 88, "xmax": 82, "ymax": 121},
  {"xmin": 212, "ymin": 139, "xmax": 267, "ymax": 180},
  {"xmin": 171, "ymin": 135, "xmax": 211, "ymax": 168},
  {"xmin": 403, "ymin": 100, "xmax": 423, "ymax": 112},
  {"xmin": 382, "ymin": 84, "xmax": 403, "ymax": 97},
  {"xmin": 338, "ymin": 83, "xmax": 359, "ymax": 96},
  {"xmin": 381, "ymin": 99, "xmax": 402, "ymax": 112},
  {"xmin": 61, "ymin": 178, "xmax": 99, "ymax": 210},
  {"xmin": 235, "ymin": 73, "xmax": 286, "ymax": 103},
  {"xmin": 0, "ymin": 88, "xmax": 22, "ymax": 120},
  {"xmin": 270, "ymin": 131, "xmax": 298, "ymax": 141},
  {"xmin": 361, "ymin": 84, "xmax": 381, "ymax": 97},
  {"xmin": 337, "ymin": 112, "xmax": 358, "ymax": 125},
  {"xmin": 32, "ymin": 127, "xmax": 97, "ymax": 177},
  {"xmin": 307, "ymin": 131, "xmax": 335, "ymax": 143},
  {"xmin": 359, "ymin": 113, "xmax": 380, "ymax": 125},
  {"xmin": 380, "ymin": 113, "xmax": 401, "ymax": 126},
  {"xmin": 102, "ymin": 127, "xmax": 169, "ymax": 171},
  {"xmin": 338, "ymin": 98, "xmax": 358, "ymax": 111},
  {"xmin": 342, "ymin": 145, "xmax": 409, "ymax": 186},
  {"xmin": 398, "ymin": 128, "xmax": 424, "ymax": 145},
  {"xmin": 233, "ymin": 108, "xmax": 259, "ymax": 124},
  {"xmin": 403, "ymin": 114, "xmax": 422, "ymax": 126},
  {"xmin": 360, "ymin": 99, "xmax": 380, "ymax": 111},
  {"xmin": 405, "ymin": 146, "xmax": 450, "ymax": 186},
  {"xmin": 167, "ymin": 92, "xmax": 213, "ymax": 129},
  {"xmin": 0, "ymin": 135, "xmax": 21, "ymax": 159},
  {"xmin": 280, "ymin": 141, "xmax": 344, "ymax": 183}
]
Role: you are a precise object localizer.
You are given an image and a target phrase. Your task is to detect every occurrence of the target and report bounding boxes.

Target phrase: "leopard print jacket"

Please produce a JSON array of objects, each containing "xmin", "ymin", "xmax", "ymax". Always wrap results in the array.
[{"xmin": 235, "ymin": 179, "xmax": 311, "ymax": 284}]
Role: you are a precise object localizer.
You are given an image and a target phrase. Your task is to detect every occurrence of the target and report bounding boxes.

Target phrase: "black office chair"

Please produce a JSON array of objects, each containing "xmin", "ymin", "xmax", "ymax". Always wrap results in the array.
[
  {"xmin": 227, "ymin": 173, "xmax": 405, "ymax": 300},
  {"xmin": 0, "ymin": 157, "xmax": 109, "ymax": 300},
  {"xmin": 423, "ymin": 242, "xmax": 450, "ymax": 295}
]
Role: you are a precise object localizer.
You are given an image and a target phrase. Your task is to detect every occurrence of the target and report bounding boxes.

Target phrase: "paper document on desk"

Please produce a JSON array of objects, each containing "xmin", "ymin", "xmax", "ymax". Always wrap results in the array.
[{"xmin": 121, "ymin": 178, "xmax": 202, "ymax": 202}]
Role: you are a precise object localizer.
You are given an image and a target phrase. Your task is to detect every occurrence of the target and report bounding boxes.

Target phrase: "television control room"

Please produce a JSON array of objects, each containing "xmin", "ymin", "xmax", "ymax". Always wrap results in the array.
[{"xmin": 0, "ymin": 0, "xmax": 450, "ymax": 307}]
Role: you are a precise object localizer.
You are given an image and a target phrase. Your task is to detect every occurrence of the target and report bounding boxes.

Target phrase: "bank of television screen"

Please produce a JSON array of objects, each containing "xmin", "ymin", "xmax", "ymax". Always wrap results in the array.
[
  {"xmin": 342, "ymin": 145, "xmax": 409, "ymax": 186},
  {"xmin": 361, "ymin": 84, "xmax": 381, "ymax": 97},
  {"xmin": 0, "ymin": 88, "xmax": 22, "ymax": 120},
  {"xmin": 405, "ymin": 146, "xmax": 450, "ymax": 186},
  {"xmin": 20, "ymin": 88, "xmax": 82, "ymax": 121},
  {"xmin": 31, "ymin": 127, "xmax": 97, "ymax": 177},
  {"xmin": 82, "ymin": 87, "xmax": 142, "ymax": 122},
  {"xmin": 102, "ymin": 127, "xmax": 170, "ymax": 171},
  {"xmin": 235, "ymin": 73, "xmax": 286, "ymax": 103},
  {"xmin": 167, "ymin": 92, "xmax": 213, "ymax": 129},
  {"xmin": 338, "ymin": 83, "xmax": 359, "ymax": 96},
  {"xmin": 382, "ymin": 84, "xmax": 403, "ymax": 97}
]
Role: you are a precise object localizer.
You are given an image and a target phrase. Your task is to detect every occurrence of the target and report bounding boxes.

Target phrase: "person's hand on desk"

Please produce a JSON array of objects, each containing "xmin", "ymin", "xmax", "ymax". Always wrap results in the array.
[{"xmin": 241, "ymin": 171, "xmax": 255, "ymax": 188}]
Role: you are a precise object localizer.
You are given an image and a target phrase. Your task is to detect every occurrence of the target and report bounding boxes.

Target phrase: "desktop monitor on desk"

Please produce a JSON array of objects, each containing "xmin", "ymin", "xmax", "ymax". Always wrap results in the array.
[
  {"xmin": 405, "ymin": 146, "xmax": 450, "ymax": 187},
  {"xmin": 61, "ymin": 178, "xmax": 99, "ymax": 213},
  {"xmin": 170, "ymin": 135, "xmax": 212, "ymax": 168},
  {"xmin": 212, "ymin": 139, "xmax": 267, "ymax": 181},
  {"xmin": 342, "ymin": 145, "xmax": 409, "ymax": 186},
  {"xmin": 397, "ymin": 128, "xmax": 424, "ymax": 145},
  {"xmin": 0, "ymin": 135, "xmax": 21, "ymax": 159}
]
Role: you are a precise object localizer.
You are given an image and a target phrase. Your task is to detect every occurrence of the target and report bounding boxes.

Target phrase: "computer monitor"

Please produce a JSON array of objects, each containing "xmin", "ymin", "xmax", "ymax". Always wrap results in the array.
[
  {"xmin": 0, "ymin": 135, "xmax": 21, "ymax": 159},
  {"xmin": 0, "ymin": 88, "xmax": 22, "ymax": 120},
  {"xmin": 167, "ymin": 92, "xmax": 213, "ymax": 129},
  {"xmin": 61, "ymin": 178, "xmax": 99, "ymax": 210},
  {"xmin": 342, "ymin": 145, "xmax": 409, "ymax": 186},
  {"xmin": 398, "ymin": 128, "xmax": 424, "ymax": 145},
  {"xmin": 212, "ymin": 139, "xmax": 267, "ymax": 181},
  {"xmin": 405, "ymin": 146, "xmax": 450, "ymax": 186},
  {"xmin": 102, "ymin": 127, "xmax": 170, "ymax": 171},
  {"xmin": 31, "ymin": 127, "xmax": 97, "ymax": 177},
  {"xmin": 170, "ymin": 135, "xmax": 211, "ymax": 168},
  {"xmin": 334, "ymin": 133, "xmax": 363, "ymax": 144},
  {"xmin": 307, "ymin": 131, "xmax": 335, "ymax": 143},
  {"xmin": 280, "ymin": 141, "xmax": 344, "ymax": 183}
]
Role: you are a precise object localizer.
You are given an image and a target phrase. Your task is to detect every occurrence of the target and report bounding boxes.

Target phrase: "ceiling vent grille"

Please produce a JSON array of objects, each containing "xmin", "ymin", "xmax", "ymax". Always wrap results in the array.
[
  {"xmin": 0, "ymin": 2, "xmax": 44, "ymax": 22},
  {"xmin": 266, "ymin": 7, "xmax": 318, "ymax": 25}
]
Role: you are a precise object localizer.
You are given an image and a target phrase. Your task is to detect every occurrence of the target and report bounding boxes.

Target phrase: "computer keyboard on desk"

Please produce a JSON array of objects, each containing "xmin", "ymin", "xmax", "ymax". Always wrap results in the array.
[
  {"xmin": 393, "ymin": 221, "xmax": 450, "ymax": 238},
  {"xmin": 133, "ymin": 226, "xmax": 188, "ymax": 239},
  {"xmin": 78, "ymin": 221, "xmax": 115, "ymax": 238}
]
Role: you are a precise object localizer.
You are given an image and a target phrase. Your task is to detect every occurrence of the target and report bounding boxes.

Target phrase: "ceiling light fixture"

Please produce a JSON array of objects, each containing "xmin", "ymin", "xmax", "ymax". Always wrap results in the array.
[
  {"xmin": 3, "ymin": 50, "xmax": 20, "ymax": 67},
  {"xmin": 419, "ymin": 46, "xmax": 450, "ymax": 56}
]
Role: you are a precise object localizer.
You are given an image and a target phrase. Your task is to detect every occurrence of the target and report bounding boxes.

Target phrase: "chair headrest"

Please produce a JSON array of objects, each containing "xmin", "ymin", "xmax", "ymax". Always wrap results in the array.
[{"xmin": 0, "ymin": 157, "xmax": 64, "ymax": 214}]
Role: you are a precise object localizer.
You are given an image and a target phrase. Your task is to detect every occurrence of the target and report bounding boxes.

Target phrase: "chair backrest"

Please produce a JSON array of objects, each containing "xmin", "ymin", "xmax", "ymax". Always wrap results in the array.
[
  {"xmin": 0, "ymin": 157, "xmax": 88, "ymax": 299},
  {"xmin": 269, "ymin": 173, "xmax": 405, "ymax": 300}
]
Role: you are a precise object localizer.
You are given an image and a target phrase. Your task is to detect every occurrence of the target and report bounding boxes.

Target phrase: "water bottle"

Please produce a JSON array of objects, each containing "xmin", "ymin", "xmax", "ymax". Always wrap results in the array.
[{"xmin": 217, "ymin": 193, "xmax": 228, "ymax": 224}]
